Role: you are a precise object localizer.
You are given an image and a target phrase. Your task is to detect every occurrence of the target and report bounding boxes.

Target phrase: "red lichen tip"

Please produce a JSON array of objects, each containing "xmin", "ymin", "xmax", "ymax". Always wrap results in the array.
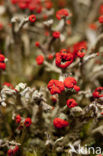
[
  {"xmin": 52, "ymin": 31, "xmax": 60, "ymax": 38},
  {"xmin": 24, "ymin": 117, "xmax": 32, "ymax": 127},
  {"xmin": 67, "ymin": 99, "xmax": 78, "ymax": 108},
  {"xmin": 7, "ymin": 149, "xmax": 14, "ymax": 156},
  {"xmin": 53, "ymin": 118, "xmax": 69, "ymax": 128},
  {"xmin": 35, "ymin": 41, "xmax": 40, "ymax": 47},
  {"xmin": 29, "ymin": 14, "xmax": 36, "ymax": 23},
  {"xmin": 16, "ymin": 114, "xmax": 21, "ymax": 124},
  {"xmin": 48, "ymin": 54, "xmax": 53, "ymax": 60},
  {"xmin": 36, "ymin": 55, "xmax": 44, "ymax": 65},
  {"xmin": 99, "ymin": 15, "xmax": 103, "ymax": 23},
  {"xmin": 0, "ymin": 54, "xmax": 6, "ymax": 70}
]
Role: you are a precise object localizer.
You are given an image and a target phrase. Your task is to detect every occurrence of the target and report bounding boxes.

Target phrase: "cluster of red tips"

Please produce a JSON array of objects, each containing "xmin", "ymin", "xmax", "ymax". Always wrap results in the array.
[
  {"xmin": 47, "ymin": 77, "xmax": 80, "ymax": 95},
  {"xmin": 53, "ymin": 118, "xmax": 69, "ymax": 129},
  {"xmin": 71, "ymin": 41, "xmax": 87, "ymax": 59},
  {"xmin": 11, "ymin": 0, "xmax": 53, "ymax": 12},
  {"xmin": 64, "ymin": 77, "xmax": 80, "ymax": 92},
  {"xmin": 47, "ymin": 80, "xmax": 64, "ymax": 95},
  {"xmin": 55, "ymin": 49, "xmax": 73, "ymax": 69},
  {"xmin": 15, "ymin": 115, "xmax": 32, "ymax": 127},
  {"xmin": 55, "ymin": 43, "xmax": 87, "ymax": 69},
  {"xmin": 93, "ymin": 87, "xmax": 103, "ymax": 98},
  {"xmin": 56, "ymin": 9, "xmax": 69, "ymax": 20}
]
